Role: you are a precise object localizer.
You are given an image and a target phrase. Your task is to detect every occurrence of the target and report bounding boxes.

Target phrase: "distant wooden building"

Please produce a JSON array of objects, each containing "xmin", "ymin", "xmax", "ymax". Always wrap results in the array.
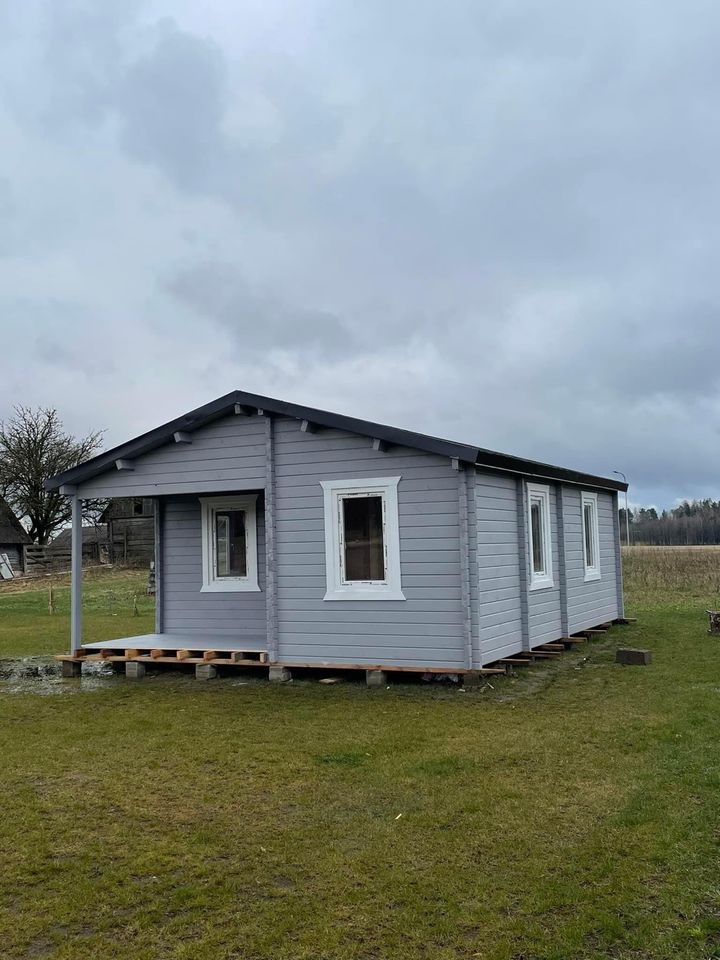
[
  {"xmin": 50, "ymin": 524, "xmax": 109, "ymax": 564},
  {"xmin": 0, "ymin": 498, "xmax": 31, "ymax": 574},
  {"xmin": 101, "ymin": 498, "xmax": 155, "ymax": 564}
]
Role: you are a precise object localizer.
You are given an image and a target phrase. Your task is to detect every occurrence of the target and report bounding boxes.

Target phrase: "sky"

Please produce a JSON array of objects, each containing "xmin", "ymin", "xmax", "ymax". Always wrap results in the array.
[{"xmin": 1, "ymin": 0, "xmax": 719, "ymax": 508}]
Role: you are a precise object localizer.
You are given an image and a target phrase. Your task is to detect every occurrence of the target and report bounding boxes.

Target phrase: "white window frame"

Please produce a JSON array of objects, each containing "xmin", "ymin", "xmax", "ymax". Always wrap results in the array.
[
  {"xmin": 527, "ymin": 482, "xmax": 554, "ymax": 591},
  {"xmin": 320, "ymin": 476, "xmax": 405, "ymax": 601},
  {"xmin": 581, "ymin": 490, "xmax": 602, "ymax": 582},
  {"xmin": 200, "ymin": 495, "xmax": 260, "ymax": 593}
]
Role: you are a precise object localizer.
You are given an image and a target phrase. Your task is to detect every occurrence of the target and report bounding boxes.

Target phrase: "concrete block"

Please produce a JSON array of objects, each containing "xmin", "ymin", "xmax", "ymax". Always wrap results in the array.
[
  {"xmin": 61, "ymin": 660, "xmax": 82, "ymax": 678},
  {"xmin": 462, "ymin": 670, "xmax": 484, "ymax": 688},
  {"xmin": 125, "ymin": 661, "xmax": 146, "ymax": 679},
  {"xmin": 268, "ymin": 666, "xmax": 292, "ymax": 682},
  {"xmin": 195, "ymin": 663, "xmax": 218, "ymax": 680},
  {"xmin": 365, "ymin": 669, "xmax": 387, "ymax": 688},
  {"xmin": 616, "ymin": 648, "xmax": 652, "ymax": 666}
]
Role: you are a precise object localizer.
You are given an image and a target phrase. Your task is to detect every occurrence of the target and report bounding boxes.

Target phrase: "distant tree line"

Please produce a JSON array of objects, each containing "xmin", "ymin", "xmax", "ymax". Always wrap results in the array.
[{"xmin": 621, "ymin": 500, "xmax": 720, "ymax": 545}]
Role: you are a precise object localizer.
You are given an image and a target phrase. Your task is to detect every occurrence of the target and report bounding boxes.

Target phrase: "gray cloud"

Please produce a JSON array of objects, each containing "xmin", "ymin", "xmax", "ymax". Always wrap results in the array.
[{"xmin": 1, "ymin": 0, "xmax": 720, "ymax": 509}]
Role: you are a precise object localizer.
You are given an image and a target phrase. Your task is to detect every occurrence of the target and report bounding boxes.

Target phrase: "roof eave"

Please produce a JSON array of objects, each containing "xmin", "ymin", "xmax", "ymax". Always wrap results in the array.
[{"xmin": 45, "ymin": 389, "xmax": 627, "ymax": 494}]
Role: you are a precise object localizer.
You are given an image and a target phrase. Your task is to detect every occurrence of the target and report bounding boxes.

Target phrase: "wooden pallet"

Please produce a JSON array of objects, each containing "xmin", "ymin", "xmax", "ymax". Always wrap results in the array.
[{"xmin": 55, "ymin": 648, "xmax": 269, "ymax": 666}]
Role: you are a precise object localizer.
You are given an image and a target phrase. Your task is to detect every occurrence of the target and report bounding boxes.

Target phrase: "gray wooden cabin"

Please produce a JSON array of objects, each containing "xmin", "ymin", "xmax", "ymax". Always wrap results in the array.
[{"xmin": 46, "ymin": 391, "xmax": 627, "ymax": 676}]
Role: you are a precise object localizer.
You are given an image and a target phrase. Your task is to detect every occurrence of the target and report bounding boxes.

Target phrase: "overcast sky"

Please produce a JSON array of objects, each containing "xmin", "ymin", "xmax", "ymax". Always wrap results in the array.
[{"xmin": 1, "ymin": 1, "xmax": 719, "ymax": 507}]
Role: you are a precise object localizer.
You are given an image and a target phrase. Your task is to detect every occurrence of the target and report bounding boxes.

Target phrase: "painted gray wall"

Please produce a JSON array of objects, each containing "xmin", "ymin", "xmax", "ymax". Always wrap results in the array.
[
  {"xmin": 161, "ymin": 494, "xmax": 267, "ymax": 645},
  {"xmin": 71, "ymin": 408, "xmax": 624, "ymax": 664},
  {"xmin": 563, "ymin": 487, "xmax": 620, "ymax": 632},
  {"xmin": 273, "ymin": 416, "xmax": 466, "ymax": 668},
  {"xmin": 474, "ymin": 471, "xmax": 524, "ymax": 664},
  {"xmin": 524, "ymin": 484, "xmax": 563, "ymax": 648},
  {"xmin": 75, "ymin": 416, "xmax": 267, "ymax": 498}
]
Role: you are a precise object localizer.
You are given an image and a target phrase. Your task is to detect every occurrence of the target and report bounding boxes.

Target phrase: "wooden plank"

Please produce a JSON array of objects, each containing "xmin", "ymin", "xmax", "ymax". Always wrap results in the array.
[
  {"xmin": 176, "ymin": 649, "xmax": 193, "ymax": 660},
  {"xmin": 150, "ymin": 649, "xmax": 165, "ymax": 659},
  {"xmin": 135, "ymin": 655, "xmax": 204, "ymax": 664},
  {"xmin": 202, "ymin": 650, "xmax": 219, "ymax": 662},
  {"xmin": 500, "ymin": 658, "xmax": 533, "ymax": 666},
  {"xmin": 269, "ymin": 661, "xmax": 500, "ymax": 675},
  {"xmin": 208, "ymin": 657, "xmax": 269, "ymax": 666},
  {"xmin": 537, "ymin": 643, "xmax": 565, "ymax": 650},
  {"xmin": 124, "ymin": 649, "xmax": 141, "ymax": 659},
  {"xmin": 561, "ymin": 636, "xmax": 586, "ymax": 644}
]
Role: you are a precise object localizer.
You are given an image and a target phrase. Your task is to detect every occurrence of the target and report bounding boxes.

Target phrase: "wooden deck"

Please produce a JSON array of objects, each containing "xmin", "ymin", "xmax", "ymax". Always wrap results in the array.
[{"xmin": 56, "ymin": 620, "xmax": 633, "ymax": 681}]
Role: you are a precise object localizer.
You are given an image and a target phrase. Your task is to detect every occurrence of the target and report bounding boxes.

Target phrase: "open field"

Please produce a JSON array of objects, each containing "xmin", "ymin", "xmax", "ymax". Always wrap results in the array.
[
  {"xmin": 0, "ymin": 556, "xmax": 719, "ymax": 958},
  {"xmin": 0, "ymin": 567, "xmax": 154, "ymax": 658},
  {"xmin": 623, "ymin": 544, "xmax": 720, "ymax": 608}
]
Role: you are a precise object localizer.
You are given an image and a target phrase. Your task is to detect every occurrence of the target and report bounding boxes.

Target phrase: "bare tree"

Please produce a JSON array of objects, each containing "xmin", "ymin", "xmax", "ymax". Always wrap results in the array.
[{"xmin": 0, "ymin": 407, "xmax": 104, "ymax": 544}]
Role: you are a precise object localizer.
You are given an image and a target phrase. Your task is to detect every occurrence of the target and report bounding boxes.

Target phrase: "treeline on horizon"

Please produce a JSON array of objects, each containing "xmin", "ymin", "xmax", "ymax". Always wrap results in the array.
[{"xmin": 620, "ymin": 499, "xmax": 720, "ymax": 545}]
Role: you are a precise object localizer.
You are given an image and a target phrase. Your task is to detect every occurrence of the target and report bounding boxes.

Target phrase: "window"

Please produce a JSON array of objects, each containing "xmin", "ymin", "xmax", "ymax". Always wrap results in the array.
[
  {"xmin": 133, "ymin": 499, "xmax": 144, "ymax": 517},
  {"xmin": 581, "ymin": 491, "xmax": 601, "ymax": 581},
  {"xmin": 527, "ymin": 482, "xmax": 553, "ymax": 590},
  {"xmin": 320, "ymin": 477, "xmax": 405, "ymax": 601},
  {"xmin": 200, "ymin": 495, "xmax": 259, "ymax": 592}
]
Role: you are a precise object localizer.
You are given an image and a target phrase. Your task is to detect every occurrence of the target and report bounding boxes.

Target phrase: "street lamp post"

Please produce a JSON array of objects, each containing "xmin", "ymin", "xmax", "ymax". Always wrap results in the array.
[{"xmin": 613, "ymin": 471, "xmax": 630, "ymax": 548}]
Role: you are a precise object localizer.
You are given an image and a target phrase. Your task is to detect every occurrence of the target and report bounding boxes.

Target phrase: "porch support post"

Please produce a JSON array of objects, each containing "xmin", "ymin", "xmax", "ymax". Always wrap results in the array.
[
  {"xmin": 70, "ymin": 495, "xmax": 83, "ymax": 655},
  {"xmin": 154, "ymin": 497, "xmax": 163, "ymax": 634},
  {"xmin": 457, "ymin": 465, "xmax": 473, "ymax": 670},
  {"xmin": 265, "ymin": 415, "xmax": 278, "ymax": 662}
]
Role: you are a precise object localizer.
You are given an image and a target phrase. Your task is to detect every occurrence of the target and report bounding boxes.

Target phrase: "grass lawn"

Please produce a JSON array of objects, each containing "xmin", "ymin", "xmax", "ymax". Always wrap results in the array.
[
  {"xmin": 0, "ymin": 567, "xmax": 154, "ymax": 657},
  {"xmin": 0, "ymin": 560, "xmax": 719, "ymax": 958}
]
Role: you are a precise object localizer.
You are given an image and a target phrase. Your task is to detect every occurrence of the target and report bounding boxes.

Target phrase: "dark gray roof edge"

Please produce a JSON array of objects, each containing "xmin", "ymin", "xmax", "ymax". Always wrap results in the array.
[{"xmin": 44, "ymin": 390, "xmax": 628, "ymax": 493}]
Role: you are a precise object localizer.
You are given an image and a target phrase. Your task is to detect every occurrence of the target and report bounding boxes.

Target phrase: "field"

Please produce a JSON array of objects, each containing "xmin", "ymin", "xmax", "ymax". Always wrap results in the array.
[{"xmin": 0, "ymin": 555, "xmax": 718, "ymax": 959}]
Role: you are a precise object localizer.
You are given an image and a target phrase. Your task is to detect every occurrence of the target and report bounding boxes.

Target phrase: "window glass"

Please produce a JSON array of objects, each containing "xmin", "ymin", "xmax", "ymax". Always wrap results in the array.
[
  {"xmin": 530, "ymin": 500, "xmax": 544, "ymax": 574},
  {"xmin": 342, "ymin": 495, "xmax": 385, "ymax": 581},
  {"xmin": 215, "ymin": 510, "xmax": 247, "ymax": 578},
  {"xmin": 584, "ymin": 502, "xmax": 595, "ymax": 568}
]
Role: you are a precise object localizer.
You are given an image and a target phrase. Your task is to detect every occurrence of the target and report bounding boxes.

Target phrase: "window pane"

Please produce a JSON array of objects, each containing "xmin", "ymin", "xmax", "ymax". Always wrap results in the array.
[
  {"xmin": 584, "ymin": 503, "xmax": 595, "ymax": 567},
  {"xmin": 530, "ymin": 500, "xmax": 544, "ymax": 573},
  {"xmin": 215, "ymin": 510, "xmax": 247, "ymax": 577},
  {"xmin": 342, "ymin": 495, "xmax": 385, "ymax": 581}
]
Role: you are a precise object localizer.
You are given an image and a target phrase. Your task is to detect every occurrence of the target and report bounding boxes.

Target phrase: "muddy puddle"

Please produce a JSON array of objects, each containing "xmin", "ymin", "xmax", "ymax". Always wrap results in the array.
[
  {"xmin": 0, "ymin": 657, "xmax": 118, "ymax": 694},
  {"xmin": 0, "ymin": 658, "xmax": 269, "ymax": 695}
]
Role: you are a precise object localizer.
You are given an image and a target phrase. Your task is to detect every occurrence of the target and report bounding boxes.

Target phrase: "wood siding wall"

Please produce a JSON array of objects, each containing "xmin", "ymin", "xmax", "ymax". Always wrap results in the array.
[
  {"xmin": 474, "ymin": 472, "xmax": 524, "ymax": 664},
  {"xmin": 0, "ymin": 545, "xmax": 22, "ymax": 573},
  {"xmin": 526, "ymin": 485, "xmax": 564, "ymax": 648},
  {"xmin": 563, "ymin": 488, "xmax": 620, "ymax": 632},
  {"xmin": 273, "ymin": 416, "xmax": 466, "ymax": 668},
  {"xmin": 161, "ymin": 495, "xmax": 267, "ymax": 645},
  {"xmin": 76, "ymin": 417, "xmax": 267, "ymax": 498}
]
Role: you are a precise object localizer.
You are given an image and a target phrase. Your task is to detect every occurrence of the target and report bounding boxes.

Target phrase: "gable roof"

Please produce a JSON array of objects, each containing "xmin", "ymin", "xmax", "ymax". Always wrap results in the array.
[
  {"xmin": 45, "ymin": 390, "xmax": 628, "ymax": 493},
  {"xmin": 0, "ymin": 498, "xmax": 32, "ymax": 545}
]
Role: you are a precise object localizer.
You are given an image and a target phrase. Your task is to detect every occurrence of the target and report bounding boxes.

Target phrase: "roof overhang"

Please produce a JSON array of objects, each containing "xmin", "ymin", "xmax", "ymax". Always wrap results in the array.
[{"xmin": 45, "ymin": 390, "xmax": 628, "ymax": 494}]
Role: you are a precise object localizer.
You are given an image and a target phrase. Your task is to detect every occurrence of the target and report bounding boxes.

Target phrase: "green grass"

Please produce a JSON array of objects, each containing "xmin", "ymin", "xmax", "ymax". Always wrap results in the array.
[
  {"xmin": 0, "ymin": 561, "xmax": 719, "ymax": 958},
  {"xmin": 0, "ymin": 567, "xmax": 154, "ymax": 657}
]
